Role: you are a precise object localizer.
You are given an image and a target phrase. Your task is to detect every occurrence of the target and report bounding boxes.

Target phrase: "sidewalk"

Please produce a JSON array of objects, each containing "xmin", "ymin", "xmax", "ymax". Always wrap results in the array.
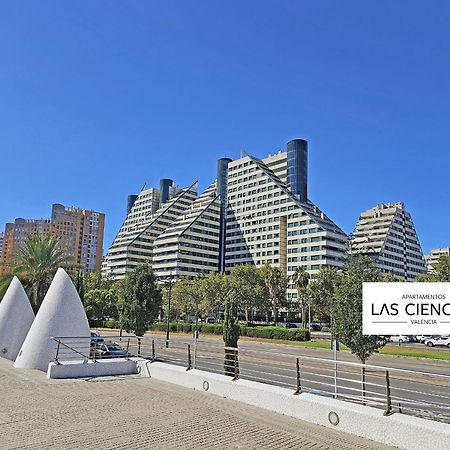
[{"xmin": 0, "ymin": 358, "xmax": 395, "ymax": 449}]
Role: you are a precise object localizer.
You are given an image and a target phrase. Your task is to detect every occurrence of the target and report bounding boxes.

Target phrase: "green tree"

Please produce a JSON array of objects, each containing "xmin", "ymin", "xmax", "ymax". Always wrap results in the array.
[
  {"xmin": 292, "ymin": 266, "xmax": 310, "ymax": 328},
  {"xmin": 0, "ymin": 233, "xmax": 72, "ymax": 311},
  {"xmin": 418, "ymin": 255, "xmax": 450, "ymax": 282},
  {"xmin": 120, "ymin": 264, "xmax": 162, "ymax": 336},
  {"xmin": 74, "ymin": 270, "xmax": 85, "ymax": 303},
  {"xmin": 332, "ymin": 256, "xmax": 388, "ymax": 396},
  {"xmin": 308, "ymin": 266, "xmax": 340, "ymax": 324},
  {"xmin": 230, "ymin": 264, "xmax": 267, "ymax": 323},
  {"xmin": 202, "ymin": 272, "xmax": 230, "ymax": 318},
  {"xmin": 171, "ymin": 276, "xmax": 206, "ymax": 320},
  {"xmin": 262, "ymin": 264, "xmax": 287, "ymax": 325},
  {"xmin": 223, "ymin": 290, "xmax": 240, "ymax": 376}
]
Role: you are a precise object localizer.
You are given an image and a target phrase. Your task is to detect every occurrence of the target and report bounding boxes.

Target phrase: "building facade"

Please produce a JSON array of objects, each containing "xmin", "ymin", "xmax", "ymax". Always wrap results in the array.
[
  {"xmin": 349, "ymin": 202, "xmax": 426, "ymax": 280},
  {"xmin": 425, "ymin": 247, "xmax": 450, "ymax": 272},
  {"xmin": 102, "ymin": 180, "xmax": 199, "ymax": 279},
  {"xmin": 0, "ymin": 204, "xmax": 105, "ymax": 275},
  {"xmin": 142, "ymin": 140, "xmax": 348, "ymax": 301}
]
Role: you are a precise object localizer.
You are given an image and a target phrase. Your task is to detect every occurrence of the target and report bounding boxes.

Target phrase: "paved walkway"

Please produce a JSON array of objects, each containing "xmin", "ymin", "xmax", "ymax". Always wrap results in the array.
[{"xmin": 0, "ymin": 358, "xmax": 395, "ymax": 449}]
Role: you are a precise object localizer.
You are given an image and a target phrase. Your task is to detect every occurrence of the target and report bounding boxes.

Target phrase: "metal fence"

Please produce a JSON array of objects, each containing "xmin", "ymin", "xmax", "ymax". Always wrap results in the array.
[{"xmin": 51, "ymin": 335, "xmax": 450, "ymax": 424}]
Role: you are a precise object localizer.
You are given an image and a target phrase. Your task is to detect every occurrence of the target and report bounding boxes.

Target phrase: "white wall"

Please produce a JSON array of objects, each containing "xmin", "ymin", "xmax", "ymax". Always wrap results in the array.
[{"xmin": 139, "ymin": 361, "xmax": 450, "ymax": 450}]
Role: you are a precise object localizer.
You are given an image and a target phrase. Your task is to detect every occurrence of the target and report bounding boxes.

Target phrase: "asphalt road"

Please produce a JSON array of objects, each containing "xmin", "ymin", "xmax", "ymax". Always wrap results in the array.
[{"xmin": 99, "ymin": 330, "xmax": 450, "ymax": 424}]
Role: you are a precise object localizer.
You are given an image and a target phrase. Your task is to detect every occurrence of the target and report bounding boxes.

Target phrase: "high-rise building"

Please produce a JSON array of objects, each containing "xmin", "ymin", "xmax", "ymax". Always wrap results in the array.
[
  {"xmin": 0, "ymin": 233, "xmax": 3, "ymax": 264},
  {"xmin": 102, "ymin": 180, "xmax": 198, "ymax": 279},
  {"xmin": 349, "ymin": 202, "xmax": 426, "ymax": 280},
  {"xmin": 0, "ymin": 204, "xmax": 105, "ymax": 275},
  {"xmin": 224, "ymin": 140, "xmax": 347, "ymax": 300},
  {"xmin": 152, "ymin": 182, "xmax": 221, "ymax": 280},
  {"xmin": 150, "ymin": 139, "xmax": 348, "ymax": 302},
  {"xmin": 425, "ymin": 247, "xmax": 450, "ymax": 272}
]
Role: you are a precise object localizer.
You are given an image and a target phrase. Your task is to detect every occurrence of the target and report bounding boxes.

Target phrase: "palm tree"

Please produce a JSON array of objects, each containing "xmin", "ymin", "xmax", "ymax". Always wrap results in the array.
[
  {"xmin": 0, "ymin": 233, "xmax": 71, "ymax": 311},
  {"xmin": 262, "ymin": 264, "xmax": 283, "ymax": 325},
  {"xmin": 292, "ymin": 266, "xmax": 310, "ymax": 329}
]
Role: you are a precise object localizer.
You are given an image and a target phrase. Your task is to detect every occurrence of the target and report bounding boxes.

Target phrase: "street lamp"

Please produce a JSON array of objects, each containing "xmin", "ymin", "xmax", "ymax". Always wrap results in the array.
[{"xmin": 165, "ymin": 273, "xmax": 173, "ymax": 348}]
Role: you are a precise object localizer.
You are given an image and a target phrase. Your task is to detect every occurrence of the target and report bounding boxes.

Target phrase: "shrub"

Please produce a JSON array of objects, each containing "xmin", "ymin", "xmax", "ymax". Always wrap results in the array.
[{"xmin": 321, "ymin": 326, "xmax": 331, "ymax": 332}]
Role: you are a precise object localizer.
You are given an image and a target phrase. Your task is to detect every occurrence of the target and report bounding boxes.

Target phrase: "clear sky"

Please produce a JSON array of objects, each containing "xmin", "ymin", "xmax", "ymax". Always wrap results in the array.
[{"xmin": 1, "ymin": 1, "xmax": 449, "ymax": 253}]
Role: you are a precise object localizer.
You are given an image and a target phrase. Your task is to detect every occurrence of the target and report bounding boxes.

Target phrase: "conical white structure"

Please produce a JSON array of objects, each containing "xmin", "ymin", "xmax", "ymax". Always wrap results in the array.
[
  {"xmin": 0, "ymin": 277, "xmax": 35, "ymax": 361},
  {"xmin": 14, "ymin": 268, "xmax": 90, "ymax": 371}
]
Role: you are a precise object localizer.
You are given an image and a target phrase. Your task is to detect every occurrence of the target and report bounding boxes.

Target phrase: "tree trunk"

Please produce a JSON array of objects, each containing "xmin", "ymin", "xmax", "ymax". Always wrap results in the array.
[
  {"xmin": 245, "ymin": 308, "xmax": 249, "ymax": 324},
  {"xmin": 301, "ymin": 299, "xmax": 306, "ymax": 329}
]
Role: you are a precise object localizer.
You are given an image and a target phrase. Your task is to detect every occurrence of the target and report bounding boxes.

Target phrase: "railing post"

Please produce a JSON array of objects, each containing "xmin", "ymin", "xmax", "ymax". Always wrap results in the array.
[
  {"xmin": 294, "ymin": 357, "xmax": 301, "ymax": 395},
  {"xmin": 126, "ymin": 338, "xmax": 130, "ymax": 360},
  {"xmin": 187, "ymin": 344, "xmax": 192, "ymax": 371},
  {"xmin": 151, "ymin": 339, "xmax": 155, "ymax": 362},
  {"xmin": 232, "ymin": 349, "xmax": 239, "ymax": 381},
  {"xmin": 93, "ymin": 342, "xmax": 97, "ymax": 362},
  {"xmin": 54, "ymin": 339, "xmax": 61, "ymax": 365},
  {"xmin": 137, "ymin": 338, "xmax": 141, "ymax": 357},
  {"xmin": 384, "ymin": 370, "xmax": 394, "ymax": 416}
]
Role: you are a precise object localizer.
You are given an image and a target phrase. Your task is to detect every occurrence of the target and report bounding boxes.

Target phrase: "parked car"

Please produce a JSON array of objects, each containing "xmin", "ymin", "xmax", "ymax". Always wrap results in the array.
[
  {"xmin": 90, "ymin": 331, "xmax": 104, "ymax": 344},
  {"xmin": 309, "ymin": 323, "xmax": 322, "ymax": 331},
  {"xmin": 280, "ymin": 322, "xmax": 297, "ymax": 328},
  {"xmin": 94, "ymin": 342, "xmax": 129, "ymax": 358},
  {"xmin": 415, "ymin": 335, "xmax": 432, "ymax": 344},
  {"xmin": 390, "ymin": 335, "xmax": 410, "ymax": 344},
  {"xmin": 424, "ymin": 337, "xmax": 450, "ymax": 348}
]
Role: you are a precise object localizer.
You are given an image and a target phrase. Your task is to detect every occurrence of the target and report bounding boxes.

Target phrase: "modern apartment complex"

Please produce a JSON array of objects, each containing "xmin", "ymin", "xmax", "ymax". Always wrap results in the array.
[
  {"xmin": 102, "ymin": 181, "xmax": 199, "ymax": 279},
  {"xmin": 425, "ymin": 247, "xmax": 450, "ymax": 272},
  {"xmin": 349, "ymin": 202, "xmax": 426, "ymax": 280},
  {"xmin": 0, "ymin": 204, "xmax": 105, "ymax": 275},
  {"xmin": 105, "ymin": 139, "xmax": 349, "ymax": 301}
]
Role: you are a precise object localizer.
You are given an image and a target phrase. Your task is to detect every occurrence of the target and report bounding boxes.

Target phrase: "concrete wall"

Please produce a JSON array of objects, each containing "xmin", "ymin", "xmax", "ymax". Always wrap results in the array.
[
  {"xmin": 139, "ymin": 361, "xmax": 450, "ymax": 450},
  {"xmin": 48, "ymin": 358, "xmax": 138, "ymax": 379}
]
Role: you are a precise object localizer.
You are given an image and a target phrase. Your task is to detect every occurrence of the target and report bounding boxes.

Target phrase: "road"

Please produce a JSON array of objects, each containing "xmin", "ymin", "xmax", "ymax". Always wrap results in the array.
[{"xmin": 96, "ymin": 330, "xmax": 450, "ymax": 423}]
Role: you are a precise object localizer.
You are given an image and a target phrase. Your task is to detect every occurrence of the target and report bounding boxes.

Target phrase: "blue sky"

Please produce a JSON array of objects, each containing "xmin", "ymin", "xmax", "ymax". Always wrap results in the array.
[{"xmin": 1, "ymin": 1, "xmax": 449, "ymax": 253}]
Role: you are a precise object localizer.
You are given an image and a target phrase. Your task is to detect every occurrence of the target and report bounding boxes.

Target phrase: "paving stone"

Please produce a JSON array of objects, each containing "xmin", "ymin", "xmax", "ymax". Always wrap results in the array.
[{"xmin": 0, "ymin": 358, "xmax": 395, "ymax": 450}]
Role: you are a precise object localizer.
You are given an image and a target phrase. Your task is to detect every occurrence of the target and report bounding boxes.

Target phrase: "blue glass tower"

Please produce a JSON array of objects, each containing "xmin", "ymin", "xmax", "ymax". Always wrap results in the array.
[
  {"xmin": 217, "ymin": 158, "xmax": 232, "ymax": 273},
  {"xmin": 287, "ymin": 139, "xmax": 308, "ymax": 202},
  {"xmin": 159, "ymin": 179, "xmax": 174, "ymax": 206},
  {"xmin": 127, "ymin": 194, "xmax": 138, "ymax": 215}
]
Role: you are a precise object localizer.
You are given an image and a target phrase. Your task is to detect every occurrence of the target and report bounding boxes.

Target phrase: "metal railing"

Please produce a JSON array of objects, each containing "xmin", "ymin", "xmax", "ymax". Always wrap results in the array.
[{"xmin": 51, "ymin": 335, "xmax": 450, "ymax": 424}]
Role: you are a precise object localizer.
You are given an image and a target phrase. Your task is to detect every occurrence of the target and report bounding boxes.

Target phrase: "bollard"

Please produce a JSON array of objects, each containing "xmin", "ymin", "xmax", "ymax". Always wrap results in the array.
[
  {"xmin": 232, "ymin": 349, "xmax": 239, "ymax": 381},
  {"xmin": 126, "ymin": 338, "xmax": 130, "ymax": 360},
  {"xmin": 384, "ymin": 370, "xmax": 394, "ymax": 416},
  {"xmin": 137, "ymin": 338, "xmax": 141, "ymax": 357},
  {"xmin": 294, "ymin": 357, "xmax": 302, "ymax": 395},
  {"xmin": 187, "ymin": 344, "xmax": 192, "ymax": 371},
  {"xmin": 151, "ymin": 339, "xmax": 155, "ymax": 362}
]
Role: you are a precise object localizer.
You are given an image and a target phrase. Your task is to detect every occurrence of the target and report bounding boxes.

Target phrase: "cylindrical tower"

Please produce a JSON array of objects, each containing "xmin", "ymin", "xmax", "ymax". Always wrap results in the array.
[
  {"xmin": 159, "ymin": 179, "xmax": 174, "ymax": 206},
  {"xmin": 127, "ymin": 195, "xmax": 138, "ymax": 215},
  {"xmin": 287, "ymin": 139, "xmax": 308, "ymax": 202},
  {"xmin": 217, "ymin": 158, "xmax": 232, "ymax": 274}
]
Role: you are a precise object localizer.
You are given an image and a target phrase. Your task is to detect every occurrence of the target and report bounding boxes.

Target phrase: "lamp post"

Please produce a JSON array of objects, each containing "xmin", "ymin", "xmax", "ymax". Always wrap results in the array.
[{"xmin": 165, "ymin": 274, "xmax": 173, "ymax": 348}]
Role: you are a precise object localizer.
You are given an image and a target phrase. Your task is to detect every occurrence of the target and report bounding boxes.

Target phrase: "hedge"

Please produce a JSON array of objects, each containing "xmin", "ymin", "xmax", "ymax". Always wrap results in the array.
[
  {"xmin": 146, "ymin": 322, "xmax": 310, "ymax": 341},
  {"xmin": 90, "ymin": 320, "xmax": 310, "ymax": 342}
]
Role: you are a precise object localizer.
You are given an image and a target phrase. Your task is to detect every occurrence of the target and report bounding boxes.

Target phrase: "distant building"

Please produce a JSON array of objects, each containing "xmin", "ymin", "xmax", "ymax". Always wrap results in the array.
[
  {"xmin": 349, "ymin": 202, "xmax": 426, "ymax": 280},
  {"xmin": 425, "ymin": 247, "xmax": 450, "ymax": 272},
  {"xmin": 0, "ymin": 233, "xmax": 3, "ymax": 259},
  {"xmin": 0, "ymin": 204, "xmax": 105, "ymax": 275}
]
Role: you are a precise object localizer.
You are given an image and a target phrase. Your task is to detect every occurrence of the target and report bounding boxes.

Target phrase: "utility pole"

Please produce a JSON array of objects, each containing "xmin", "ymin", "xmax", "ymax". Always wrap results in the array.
[{"xmin": 165, "ymin": 274, "xmax": 173, "ymax": 348}]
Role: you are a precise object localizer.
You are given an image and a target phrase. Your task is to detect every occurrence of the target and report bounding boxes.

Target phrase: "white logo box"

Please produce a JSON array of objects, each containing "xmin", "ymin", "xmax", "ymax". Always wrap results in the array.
[{"xmin": 362, "ymin": 282, "xmax": 450, "ymax": 335}]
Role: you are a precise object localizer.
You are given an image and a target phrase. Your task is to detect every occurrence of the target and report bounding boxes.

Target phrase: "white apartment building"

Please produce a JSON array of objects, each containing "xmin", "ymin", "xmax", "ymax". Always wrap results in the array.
[
  {"xmin": 102, "ymin": 181, "xmax": 198, "ymax": 279},
  {"xmin": 349, "ymin": 202, "xmax": 426, "ymax": 280},
  {"xmin": 425, "ymin": 247, "xmax": 450, "ymax": 272},
  {"xmin": 152, "ymin": 182, "xmax": 221, "ymax": 280},
  {"xmin": 225, "ymin": 142, "xmax": 348, "ymax": 300},
  {"xmin": 104, "ymin": 139, "xmax": 348, "ymax": 296}
]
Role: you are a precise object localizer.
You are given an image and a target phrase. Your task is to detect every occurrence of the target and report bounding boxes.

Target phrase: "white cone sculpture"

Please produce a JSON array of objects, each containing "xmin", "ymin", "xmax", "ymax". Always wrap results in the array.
[
  {"xmin": 14, "ymin": 268, "xmax": 90, "ymax": 371},
  {"xmin": 0, "ymin": 277, "xmax": 35, "ymax": 361}
]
